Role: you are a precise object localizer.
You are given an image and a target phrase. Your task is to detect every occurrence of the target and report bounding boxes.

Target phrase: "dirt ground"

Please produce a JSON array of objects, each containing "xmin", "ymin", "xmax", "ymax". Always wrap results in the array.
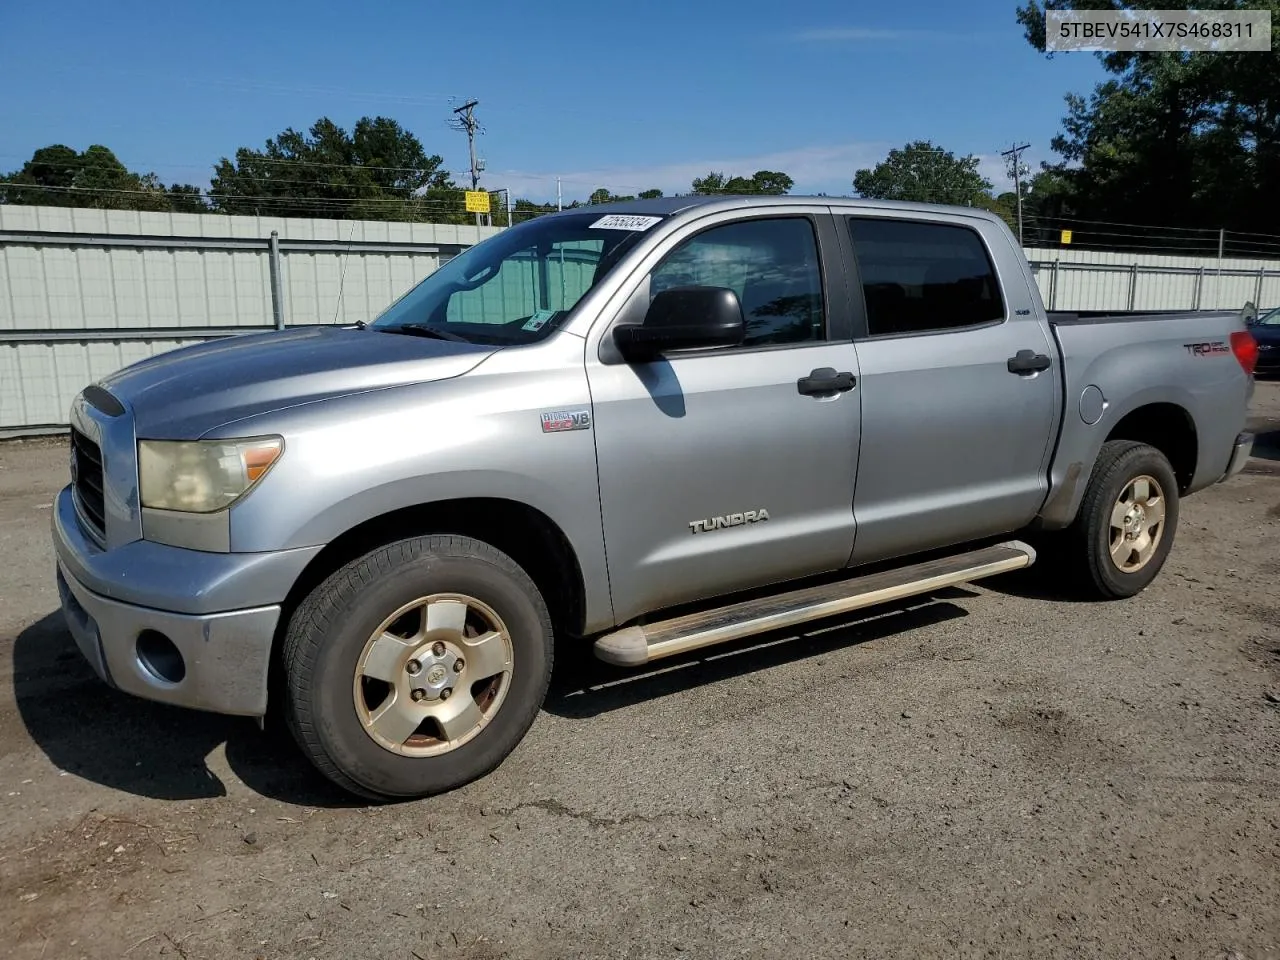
[{"xmin": 1, "ymin": 384, "xmax": 1278, "ymax": 960}]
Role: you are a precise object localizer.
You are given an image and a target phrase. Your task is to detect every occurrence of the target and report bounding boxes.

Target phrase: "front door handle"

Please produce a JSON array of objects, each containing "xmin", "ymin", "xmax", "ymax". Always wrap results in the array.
[
  {"xmin": 797, "ymin": 367, "xmax": 856, "ymax": 395},
  {"xmin": 1007, "ymin": 349, "xmax": 1051, "ymax": 374}
]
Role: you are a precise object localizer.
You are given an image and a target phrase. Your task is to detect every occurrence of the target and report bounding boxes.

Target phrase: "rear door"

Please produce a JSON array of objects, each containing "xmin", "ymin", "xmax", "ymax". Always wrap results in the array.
[
  {"xmin": 585, "ymin": 209, "xmax": 862, "ymax": 624},
  {"xmin": 838, "ymin": 213, "xmax": 1059, "ymax": 564}
]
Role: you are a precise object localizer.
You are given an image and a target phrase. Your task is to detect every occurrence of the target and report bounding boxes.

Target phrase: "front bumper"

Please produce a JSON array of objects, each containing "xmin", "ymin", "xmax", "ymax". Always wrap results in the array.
[
  {"xmin": 52, "ymin": 484, "xmax": 322, "ymax": 716},
  {"xmin": 57, "ymin": 563, "xmax": 279, "ymax": 716},
  {"xmin": 1220, "ymin": 431, "xmax": 1254, "ymax": 483}
]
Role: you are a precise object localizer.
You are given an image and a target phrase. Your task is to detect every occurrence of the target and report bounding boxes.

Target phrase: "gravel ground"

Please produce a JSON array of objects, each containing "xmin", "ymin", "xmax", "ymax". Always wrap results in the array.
[{"xmin": 1, "ymin": 383, "xmax": 1278, "ymax": 960}]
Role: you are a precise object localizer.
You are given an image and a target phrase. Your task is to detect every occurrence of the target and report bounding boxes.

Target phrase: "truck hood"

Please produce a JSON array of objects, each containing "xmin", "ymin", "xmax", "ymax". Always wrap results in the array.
[{"xmin": 98, "ymin": 326, "xmax": 498, "ymax": 439}]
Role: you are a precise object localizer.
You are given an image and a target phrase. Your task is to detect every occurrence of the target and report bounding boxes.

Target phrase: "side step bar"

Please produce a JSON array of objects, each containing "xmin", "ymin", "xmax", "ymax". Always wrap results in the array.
[{"xmin": 593, "ymin": 540, "xmax": 1036, "ymax": 667}]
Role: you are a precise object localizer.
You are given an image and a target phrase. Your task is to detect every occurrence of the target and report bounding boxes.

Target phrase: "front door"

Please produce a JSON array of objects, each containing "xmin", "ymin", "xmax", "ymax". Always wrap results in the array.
[
  {"xmin": 840, "ymin": 214, "xmax": 1059, "ymax": 564},
  {"xmin": 586, "ymin": 212, "xmax": 861, "ymax": 624}
]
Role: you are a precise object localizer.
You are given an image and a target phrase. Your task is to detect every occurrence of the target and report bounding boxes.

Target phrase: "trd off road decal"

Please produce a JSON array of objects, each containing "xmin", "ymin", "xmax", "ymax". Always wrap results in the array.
[{"xmin": 1183, "ymin": 341, "xmax": 1230, "ymax": 356}]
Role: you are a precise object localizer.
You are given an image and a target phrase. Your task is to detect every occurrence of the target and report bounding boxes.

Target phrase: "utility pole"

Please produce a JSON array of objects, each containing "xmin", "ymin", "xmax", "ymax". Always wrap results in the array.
[
  {"xmin": 556, "ymin": 177, "xmax": 562, "ymax": 211},
  {"xmin": 449, "ymin": 99, "xmax": 483, "ymax": 226},
  {"xmin": 1001, "ymin": 142, "xmax": 1031, "ymax": 246}
]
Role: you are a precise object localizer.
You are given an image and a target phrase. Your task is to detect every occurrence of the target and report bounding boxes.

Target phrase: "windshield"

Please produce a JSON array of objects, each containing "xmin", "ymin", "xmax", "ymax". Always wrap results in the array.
[{"xmin": 369, "ymin": 211, "xmax": 662, "ymax": 345}]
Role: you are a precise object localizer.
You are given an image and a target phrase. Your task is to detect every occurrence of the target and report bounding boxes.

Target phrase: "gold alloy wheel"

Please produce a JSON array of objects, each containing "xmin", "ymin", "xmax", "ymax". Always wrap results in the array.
[
  {"xmin": 352, "ymin": 593, "xmax": 514, "ymax": 757},
  {"xmin": 1108, "ymin": 474, "xmax": 1167, "ymax": 574}
]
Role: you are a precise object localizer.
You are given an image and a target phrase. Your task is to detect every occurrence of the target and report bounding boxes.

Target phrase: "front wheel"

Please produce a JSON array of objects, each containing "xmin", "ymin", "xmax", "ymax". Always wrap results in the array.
[
  {"xmin": 282, "ymin": 535, "xmax": 554, "ymax": 800},
  {"xmin": 1070, "ymin": 440, "xmax": 1180, "ymax": 599}
]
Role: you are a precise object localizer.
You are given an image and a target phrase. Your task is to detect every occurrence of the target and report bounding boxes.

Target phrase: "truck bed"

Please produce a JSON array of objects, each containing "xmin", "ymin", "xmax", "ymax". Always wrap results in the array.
[
  {"xmin": 1047, "ymin": 306, "xmax": 1253, "ymax": 325},
  {"xmin": 1043, "ymin": 305, "xmax": 1253, "ymax": 516}
]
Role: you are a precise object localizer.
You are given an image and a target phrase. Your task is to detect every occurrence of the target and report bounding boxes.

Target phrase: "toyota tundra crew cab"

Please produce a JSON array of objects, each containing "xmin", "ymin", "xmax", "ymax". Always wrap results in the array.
[{"xmin": 52, "ymin": 196, "xmax": 1258, "ymax": 800}]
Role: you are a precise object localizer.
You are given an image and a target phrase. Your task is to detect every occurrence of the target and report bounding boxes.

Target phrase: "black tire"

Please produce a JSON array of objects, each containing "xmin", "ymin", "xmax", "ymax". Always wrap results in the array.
[
  {"xmin": 281, "ymin": 535, "xmax": 553, "ymax": 801},
  {"xmin": 1068, "ymin": 439, "xmax": 1180, "ymax": 599}
]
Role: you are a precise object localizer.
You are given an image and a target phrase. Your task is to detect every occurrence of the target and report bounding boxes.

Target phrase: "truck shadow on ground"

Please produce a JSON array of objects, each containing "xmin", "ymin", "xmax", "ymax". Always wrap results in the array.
[
  {"xmin": 13, "ymin": 591, "xmax": 979, "ymax": 805},
  {"xmin": 1249, "ymin": 427, "xmax": 1280, "ymax": 462},
  {"xmin": 975, "ymin": 560, "xmax": 1107, "ymax": 604},
  {"xmin": 543, "ymin": 589, "xmax": 976, "ymax": 719},
  {"xmin": 11, "ymin": 612, "xmax": 361, "ymax": 808}
]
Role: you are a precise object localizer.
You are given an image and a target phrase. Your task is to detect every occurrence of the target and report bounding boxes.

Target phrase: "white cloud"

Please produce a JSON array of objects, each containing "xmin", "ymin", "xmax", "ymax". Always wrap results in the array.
[
  {"xmin": 976, "ymin": 154, "xmax": 1012, "ymax": 191},
  {"xmin": 487, "ymin": 142, "xmax": 894, "ymax": 203}
]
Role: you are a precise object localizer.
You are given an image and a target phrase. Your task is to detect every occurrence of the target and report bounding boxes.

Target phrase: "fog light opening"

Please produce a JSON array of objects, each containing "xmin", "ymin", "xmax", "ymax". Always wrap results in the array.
[{"xmin": 136, "ymin": 630, "xmax": 186, "ymax": 684}]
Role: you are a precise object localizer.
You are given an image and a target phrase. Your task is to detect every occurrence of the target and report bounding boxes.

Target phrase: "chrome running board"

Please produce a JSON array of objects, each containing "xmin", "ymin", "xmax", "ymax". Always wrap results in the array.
[{"xmin": 593, "ymin": 540, "xmax": 1036, "ymax": 667}]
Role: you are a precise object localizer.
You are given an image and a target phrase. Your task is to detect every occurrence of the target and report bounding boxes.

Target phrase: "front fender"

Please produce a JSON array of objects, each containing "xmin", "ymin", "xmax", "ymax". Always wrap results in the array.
[{"xmin": 221, "ymin": 336, "xmax": 613, "ymax": 630}]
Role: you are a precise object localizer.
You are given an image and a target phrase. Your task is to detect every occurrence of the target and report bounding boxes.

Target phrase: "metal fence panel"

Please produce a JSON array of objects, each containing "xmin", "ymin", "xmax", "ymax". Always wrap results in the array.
[
  {"xmin": 2, "ymin": 204, "xmax": 1279, "ymax": 434},
  {"xmin": 0, "ymin": 206, "xmax": 500, "ymax": 432},
  {"xmin": 0, "ymin": 339, "xmax": 190, "ymax": 430},
  {"xmin": 1024, "ymin": 249, "xmax": 1279, "ymax": 313}
]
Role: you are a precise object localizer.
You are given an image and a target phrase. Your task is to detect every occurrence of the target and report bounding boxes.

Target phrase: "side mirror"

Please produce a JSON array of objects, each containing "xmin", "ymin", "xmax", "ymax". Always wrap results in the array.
[{"xmin": 613, "ymin": 285, "xmax": 745, "ymax": 361}]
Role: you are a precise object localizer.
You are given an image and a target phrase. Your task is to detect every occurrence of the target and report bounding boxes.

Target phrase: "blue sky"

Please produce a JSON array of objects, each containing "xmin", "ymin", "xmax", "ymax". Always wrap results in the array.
[{"xmin": 0, "ymin": 0, "xmax": 1108, "ymax": 204}]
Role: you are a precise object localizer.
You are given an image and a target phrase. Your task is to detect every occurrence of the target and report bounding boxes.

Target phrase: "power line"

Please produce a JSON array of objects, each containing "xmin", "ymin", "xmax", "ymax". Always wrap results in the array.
[
  {"xmin": 1022, "ymin": 211, "xmax": 1280, "ymax": 241},
  {"xmin": 0, "ymin": 149, "xmax": 674, "ymax": 196},
  {"xmin": 0, "ymin": 182, "xmax": 490, "ymax": 206}
]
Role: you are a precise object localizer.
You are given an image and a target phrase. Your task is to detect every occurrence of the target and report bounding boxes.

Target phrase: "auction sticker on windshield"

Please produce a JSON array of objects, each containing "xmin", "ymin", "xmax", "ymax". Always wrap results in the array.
[
  {"xmin": 590, "ymin": 214, "xmax": 662, "ymax": 231},
  {"xmin": 522, "ymin": 309, "xmax": 557, "ymax": 332}
]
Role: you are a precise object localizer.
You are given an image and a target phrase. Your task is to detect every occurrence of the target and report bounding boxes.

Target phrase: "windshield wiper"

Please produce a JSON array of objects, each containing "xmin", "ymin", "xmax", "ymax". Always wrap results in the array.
[{"xmin": 379, "ymin": 323, "xmax": 471, "ymax": 343}]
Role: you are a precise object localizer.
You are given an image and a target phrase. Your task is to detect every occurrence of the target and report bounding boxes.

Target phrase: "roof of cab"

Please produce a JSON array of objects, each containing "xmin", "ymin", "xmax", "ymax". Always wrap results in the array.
[{"xmin": 545, "ymin": 193, "xmax": 1008, "ymax": 225}]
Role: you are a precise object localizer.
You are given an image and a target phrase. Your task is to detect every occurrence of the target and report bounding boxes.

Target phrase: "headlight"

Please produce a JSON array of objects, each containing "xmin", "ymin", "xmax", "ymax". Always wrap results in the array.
[{"xmin": 138, "ymin": 437, "xmax": 283, "ymax": 513}]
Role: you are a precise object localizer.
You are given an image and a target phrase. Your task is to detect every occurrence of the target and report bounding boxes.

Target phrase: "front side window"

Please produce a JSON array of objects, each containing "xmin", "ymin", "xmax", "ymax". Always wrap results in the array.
[
  {"xmin": 371, "ymin": 212, "xmax": 657, "ymax": 345},
  {"xmin": 848, "ymin": 218, "xmax": 1005, "ymax": 337},
  {"xmin": 649, "ymin": 217, "xmax": 825, "ymax": 347}
]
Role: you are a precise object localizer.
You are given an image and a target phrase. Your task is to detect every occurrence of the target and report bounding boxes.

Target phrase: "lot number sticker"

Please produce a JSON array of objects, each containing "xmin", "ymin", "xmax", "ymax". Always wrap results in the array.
[
  {"xmin": 589, "ymin": 214, "xmax": 662, "ymax": 232},
  {"xmin": 522, "ymin": 309, "xmax": 557, "ymax": 332}
]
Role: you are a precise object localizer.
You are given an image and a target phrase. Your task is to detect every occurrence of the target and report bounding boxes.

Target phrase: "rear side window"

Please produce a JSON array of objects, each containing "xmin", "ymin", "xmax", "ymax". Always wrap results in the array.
[
  {"xmin": 847, "ymin": 218, "xmax": 1004, "ymax": 337},
  {"xmin": 649, "ymin": 217, "xmax": 825, "ymax": 347}
]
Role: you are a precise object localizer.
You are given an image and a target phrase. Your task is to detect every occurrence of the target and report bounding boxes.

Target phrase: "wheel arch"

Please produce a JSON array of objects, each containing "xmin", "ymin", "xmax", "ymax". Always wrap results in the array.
[
  {"xmin": 1103, "ymin": 401, "xmax": 1198, "ymax": 491},
  {"xmin": 267, "ymin": 497, "xmax": 590, "ymax": 717},
  {"xmin": 1037, "ymin": 395, "xmax": 1199, "ymax": 531}
]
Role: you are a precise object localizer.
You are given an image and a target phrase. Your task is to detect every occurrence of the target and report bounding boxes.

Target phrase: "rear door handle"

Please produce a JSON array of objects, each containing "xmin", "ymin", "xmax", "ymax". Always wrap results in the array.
[
  {"xmin": 797, "ymin": 367, "xmax": 856, "ymax": 396},
  {"xmin": 1007, "ymin": 350, "xmax": 1051, "ymax": 374}
]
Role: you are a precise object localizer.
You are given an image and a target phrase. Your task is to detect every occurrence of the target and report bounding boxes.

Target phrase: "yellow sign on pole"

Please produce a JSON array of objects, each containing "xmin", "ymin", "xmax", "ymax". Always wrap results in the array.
[
  {"xmin": 465, "ymin": 191, "xmax": 491, "ymax": 214},
  {"xmin": 1060, "ymin": 229, "xmax": 1073, "ymax": 245}
]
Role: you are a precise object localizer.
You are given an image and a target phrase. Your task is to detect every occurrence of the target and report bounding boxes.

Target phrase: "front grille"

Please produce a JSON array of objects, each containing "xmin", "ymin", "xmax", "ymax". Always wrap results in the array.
[{"xmin": 70, "ymin": 428, "xmax": 106, "ymax": 540}]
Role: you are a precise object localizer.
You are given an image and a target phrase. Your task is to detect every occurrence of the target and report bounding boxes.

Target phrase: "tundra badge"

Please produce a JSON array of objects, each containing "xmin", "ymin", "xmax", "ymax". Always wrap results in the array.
[{"xmin": 689, "ymin": 509, "xmax": 770, "ymax": 534}]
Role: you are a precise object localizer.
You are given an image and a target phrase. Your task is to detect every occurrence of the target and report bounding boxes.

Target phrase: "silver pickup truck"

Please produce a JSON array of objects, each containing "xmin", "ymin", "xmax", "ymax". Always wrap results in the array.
[{"xmin": 52, "ymin": 196, "xmax": 1258, "ymax": 800}]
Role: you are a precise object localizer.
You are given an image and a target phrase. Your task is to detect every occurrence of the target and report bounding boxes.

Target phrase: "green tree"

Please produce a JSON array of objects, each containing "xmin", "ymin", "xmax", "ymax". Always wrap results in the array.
[
  {"xmin": 588, "ymin": 188, "xmax": 638, "ymax": 204},
  {"xmin": 691, "ymin": 170, "xmax": 794, "ymax": 195},
  {"xmin": 1015, "ymin": 0, "xmax": 1280, "ymax": 237},
  {"xmin": 0, "ymin": 144, "xmax": 204, "ymax": 211},
  {"xmin": 638, "ymin": 188, "xmax": 664, "ymax": 199},
  {"xmin": 852, "ymin": 140, "xmax": 994, "ymax": 206},
  {"xmin": 8, "ymin": 145, "xmax": 81, "ymax": 199},
  {"xmin": 166, "ymin": 183, "xmax": 210, "ymax": 213},
  {"xmin": 210, "ymin": 115, "xmax": 465, "ymax": 222}
]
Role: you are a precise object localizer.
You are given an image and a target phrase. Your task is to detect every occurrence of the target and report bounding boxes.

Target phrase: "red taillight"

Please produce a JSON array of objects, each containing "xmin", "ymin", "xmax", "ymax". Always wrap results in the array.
[{"xmin": 1230, "ymin": 330, "xmax": 1258, "ymax": 376}]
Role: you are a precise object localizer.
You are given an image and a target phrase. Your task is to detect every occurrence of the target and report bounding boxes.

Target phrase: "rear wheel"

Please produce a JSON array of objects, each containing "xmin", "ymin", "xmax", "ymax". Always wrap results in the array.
[
  {"xmin": 282, "ymin": 535, "xmax": 553, "ymax": 800},
  {"xmin": 1069, "ymin": 440, "xmax": 1180, "ymax": 598}
]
